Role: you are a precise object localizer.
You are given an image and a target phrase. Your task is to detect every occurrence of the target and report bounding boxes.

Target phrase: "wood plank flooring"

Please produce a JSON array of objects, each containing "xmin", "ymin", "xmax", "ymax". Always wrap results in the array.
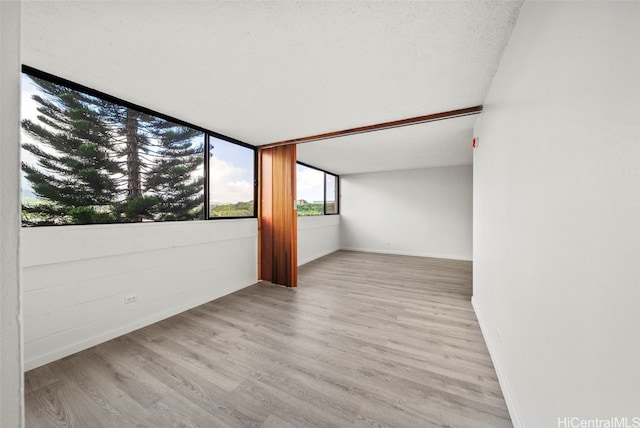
[{"xmin": 24, "ymin": 250, "xmax": 512, "ymax": 428}]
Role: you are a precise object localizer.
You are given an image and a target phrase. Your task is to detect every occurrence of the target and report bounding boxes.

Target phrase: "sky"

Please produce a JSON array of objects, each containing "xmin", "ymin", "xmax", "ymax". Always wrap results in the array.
[
  {"xmin": 209, "ymin": 136, "xmax": 254, "ymax": 204},
  {"xmin": 20, "ymin": 75, "xmax": 40, "ymax": 198},
  {"xmin": 296, "ymin": 163, "xmax": 325, "ymax": 203}
]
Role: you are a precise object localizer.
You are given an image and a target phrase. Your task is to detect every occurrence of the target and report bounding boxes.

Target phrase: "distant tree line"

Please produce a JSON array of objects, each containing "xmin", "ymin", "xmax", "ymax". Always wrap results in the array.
[
  {"xmin": 210, "ymin": 201, "xmax": 254, "ymax": 217},
  {"xmin": 297, "ymin": 203, "xmax": 324, "ymax": 216},
  {"xmin": 21, "ymin": 75, "xmax": 204, "ymax": 226}
]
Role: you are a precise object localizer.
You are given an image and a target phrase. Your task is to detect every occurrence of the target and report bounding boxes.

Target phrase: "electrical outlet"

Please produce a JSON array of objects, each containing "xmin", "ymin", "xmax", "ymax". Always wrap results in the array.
[{"xmin": 124, "ymin": 294, "xmax": 138, "ymax": 304}]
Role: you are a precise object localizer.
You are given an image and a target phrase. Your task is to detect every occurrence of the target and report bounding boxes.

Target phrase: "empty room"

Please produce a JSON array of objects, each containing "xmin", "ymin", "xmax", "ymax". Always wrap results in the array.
[{"xmin": 1, "ymin": 1, "xmax": 638, "ymax": 427}]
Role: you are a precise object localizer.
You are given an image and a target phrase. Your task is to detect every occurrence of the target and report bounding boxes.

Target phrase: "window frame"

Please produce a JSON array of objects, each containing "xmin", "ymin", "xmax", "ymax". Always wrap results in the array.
[
  {"xmin": 323, "ymin": 171, "xmax": 339, "ymax": 215},
  {"xmin": 21, "ymin": 65, "xmax": 257, "ymax": 225},
  {"xmin": 205, "ymin": 134, "xmax": 258, "ymax": 220},
  {"xmin": 296, "ymin": 161, "xmax": 340, "ymax": 216}
]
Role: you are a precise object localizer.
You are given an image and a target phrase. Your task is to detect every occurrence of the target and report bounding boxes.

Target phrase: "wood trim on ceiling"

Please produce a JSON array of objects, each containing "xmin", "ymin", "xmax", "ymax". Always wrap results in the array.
[{"xmin": 260, "ymin": 105, "xmax": 483, "ymax": 149}]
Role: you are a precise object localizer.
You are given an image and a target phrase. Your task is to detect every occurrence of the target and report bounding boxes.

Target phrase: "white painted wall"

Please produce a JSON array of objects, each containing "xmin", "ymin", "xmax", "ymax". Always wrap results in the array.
[
  {"xmin": 22, "ymin": 220, "xmax": 257, "ymax": 370},
  {"xmin": 340, "ymin": 165, "xmax": 472, "ymax": 261},
  {"xmin": 473, "ymin": 2, "xmax": 640, "ymax": 427},
  {"xmin": 297, "ymin": 215, "xmax": 340, "ymax": 266},
  {"xmin": 0, "ymin": 1, "xmax": 24, "ymax": 426},
  {"xmin": 19, "ymin": 3, "xmax": 261, "ymax": 372}
]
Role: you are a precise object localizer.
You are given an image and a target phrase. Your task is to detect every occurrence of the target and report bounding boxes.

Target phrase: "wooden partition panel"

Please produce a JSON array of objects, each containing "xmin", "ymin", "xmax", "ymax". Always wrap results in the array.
[{"xmin": 259, "ymin": 145, "xmax": 297, "ymax": 287}]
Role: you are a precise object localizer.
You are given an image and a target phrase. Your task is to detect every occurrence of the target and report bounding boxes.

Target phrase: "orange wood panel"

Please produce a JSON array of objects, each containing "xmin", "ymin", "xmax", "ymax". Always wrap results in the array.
[
  {"xmin": 259, "ymin": 145, "xmax": 297, "ymax": 287},
  {"xmin": 259, "ymin": 149, "xmax": 273, "ymax": 281}
]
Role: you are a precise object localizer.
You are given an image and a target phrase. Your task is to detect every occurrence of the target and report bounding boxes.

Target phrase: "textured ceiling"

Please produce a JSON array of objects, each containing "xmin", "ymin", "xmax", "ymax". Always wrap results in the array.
[
  {"xmin": 297, "ymin": 114, "xmax": 477, "ymax": 175},
  {"xmin": 22, "ymin": 1, "xmax": 522, "ymax": 174}
]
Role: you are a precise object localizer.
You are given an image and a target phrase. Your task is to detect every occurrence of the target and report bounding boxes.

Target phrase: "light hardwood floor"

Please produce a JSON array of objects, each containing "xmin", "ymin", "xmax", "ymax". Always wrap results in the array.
[{"xmin": 24, "ymin": 250, "xmax": 512, "ymax": 428}]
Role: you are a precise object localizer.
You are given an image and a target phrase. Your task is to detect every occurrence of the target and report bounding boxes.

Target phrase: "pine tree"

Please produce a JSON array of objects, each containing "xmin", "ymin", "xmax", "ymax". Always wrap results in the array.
[
  {"xmin": 22, "ymin": 75, "xmax": 205, "ymax": 225},
  {"xmin": 21, "ymin": 76, "xmax": 121, "ymax": 225},
  {"xmin": 143, "ymin": 122, "xmax": 204, "ymax": 220},
  {"xmin": 99, "ymin": 103, "xmax": 205, "ymax": 221},
  {"xmin": 95, "ymin": 102, "xmax": 155, "ymax": 222}
]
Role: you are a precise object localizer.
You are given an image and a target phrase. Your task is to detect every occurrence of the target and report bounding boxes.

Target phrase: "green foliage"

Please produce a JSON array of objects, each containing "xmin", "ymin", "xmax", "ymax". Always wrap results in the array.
[
  {"xmin": 21, "ymin": 201, "xmax": 114, "ymax": 226},
  {"xmin": 21, "ymin": 77, "xmax": 120, "ymax": 210},
  {"xmin": 210, "ymin": 201, "xmax": 254, "ymax": 217},
  {"xmin": 297, "ymin": 203, "xmax": 323, "ymax": 216},
  {"xmin": 68, "ymin": 206, "xmax": 115, "ymax": 224},
  {"xmin": 120, "ymin": 196, "xmax": 159, "ymax": 222},
  {"xmin": 22, "ymin": 201, "xmax": 67, "ymax": 226},
  {"xmin": 144, "ymin": 127, "xmax": 204, "ymax": 221}
]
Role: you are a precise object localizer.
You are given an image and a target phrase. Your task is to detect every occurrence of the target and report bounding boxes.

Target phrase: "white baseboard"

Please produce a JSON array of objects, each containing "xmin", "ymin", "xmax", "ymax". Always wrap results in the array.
[
  {"xmin": 24, "ymin": 281, "xmax": 256, "ymax": 371},
  {"xmin": 472, "ymin": 296, "xmax": 523, "ymax": 428},
  {"xmin": 340, "ymin": 246, "xmax": 472, "ymax": 261}
]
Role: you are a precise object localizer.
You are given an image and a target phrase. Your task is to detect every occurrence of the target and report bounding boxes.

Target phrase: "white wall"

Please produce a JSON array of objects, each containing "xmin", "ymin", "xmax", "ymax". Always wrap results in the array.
[
  {"xmin": 473, "ymin": 2, "xmax": 640, "ymax": 427},
  {"xmin": 19, "ymin": 3, "xmax": 260, "ymax": 371},
  {"xmin": 340, "ymin": 165, "xmax": 472, "ymax": 261},
  {"xmin": 297, "ymin": 215, "xmax": 340, "ymax": 266},
  {"xmin": 0, "ymin": 1, "xmax": 24, "ymax": 426},
  {"xmin": 22, "ymin": 220, "xmax": 257, "ymax": 370}
]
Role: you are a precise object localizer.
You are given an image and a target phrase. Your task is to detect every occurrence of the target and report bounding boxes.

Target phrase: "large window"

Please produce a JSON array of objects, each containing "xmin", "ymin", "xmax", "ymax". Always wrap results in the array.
[
  {"xmin": 208, "ymin": 136, "xmax": 256, "ymax": 217},
  {"xmin": 20, "ymin": 66, "xmax": 256, "ymax": 226},
  {"xmin": 296, "ymin": 162, "xmax": 339, "ymax": 216},
  {"xmin": 325, "ymin": 173, "xmax": 338, "ymax": 214}
]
